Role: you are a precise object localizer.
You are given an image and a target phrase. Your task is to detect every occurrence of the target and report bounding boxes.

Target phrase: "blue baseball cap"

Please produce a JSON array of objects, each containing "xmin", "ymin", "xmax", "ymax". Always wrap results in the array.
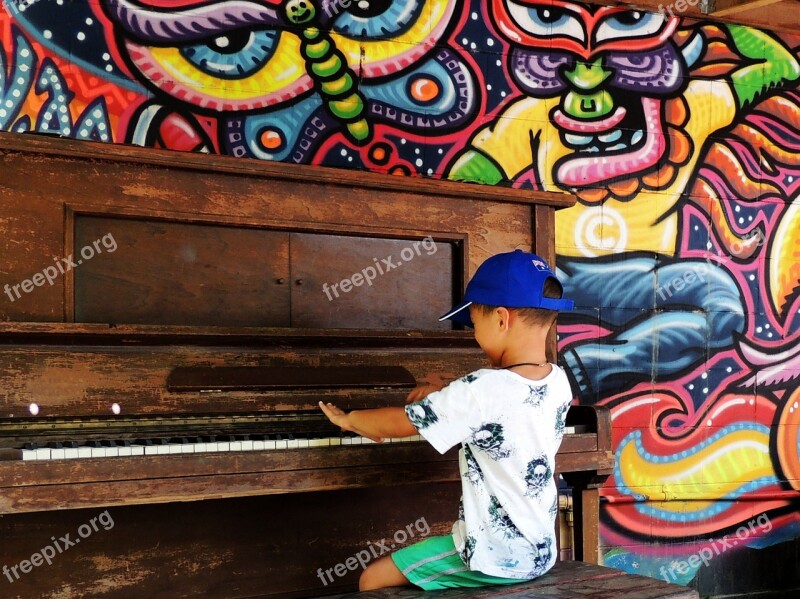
[{"xmin": 439, "ymin": 250, "xmax": 574, "ymax": 327}]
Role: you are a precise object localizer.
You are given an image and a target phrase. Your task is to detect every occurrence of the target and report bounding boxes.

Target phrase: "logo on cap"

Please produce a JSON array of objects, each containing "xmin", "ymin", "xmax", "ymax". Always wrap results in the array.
[{"xmin": 531, "ymin": 259, "xmax": 549, "ymax": 272}]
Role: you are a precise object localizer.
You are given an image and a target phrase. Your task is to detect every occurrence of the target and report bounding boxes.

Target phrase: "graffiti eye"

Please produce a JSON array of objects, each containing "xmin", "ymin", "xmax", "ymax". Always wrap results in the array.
[
  {"xmin": 179, "ymin": 29, "xmax": 279, "ymax": 79},
  {"xmin": 595, "ymin": 11, "xmax": 666, "ymax": 43},
  {"xmin": 331, "ymin": 0, "xmax": 425, "ymax": 38},
  {"xmin": 506, "ymin": 2, "xmax": 585, "ymax": 42}
]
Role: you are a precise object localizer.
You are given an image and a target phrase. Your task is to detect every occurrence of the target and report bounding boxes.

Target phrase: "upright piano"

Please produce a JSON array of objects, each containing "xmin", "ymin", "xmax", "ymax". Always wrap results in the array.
[{"xmin": 0, "ymin": 132, "xmax": 613, "ymax": 598}]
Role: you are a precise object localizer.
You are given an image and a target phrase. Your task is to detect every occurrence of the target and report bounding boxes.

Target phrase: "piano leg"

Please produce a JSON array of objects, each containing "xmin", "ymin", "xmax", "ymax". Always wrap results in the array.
[{"xmin": 561, "ymin": 472, "xmax": 605, "ymax": 565}]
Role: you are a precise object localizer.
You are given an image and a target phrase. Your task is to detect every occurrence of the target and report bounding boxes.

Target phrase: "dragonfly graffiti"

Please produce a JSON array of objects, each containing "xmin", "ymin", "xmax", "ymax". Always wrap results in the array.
[{"xmin": 87, "ymin": 0, "xmax": 479, "ymax": 163}]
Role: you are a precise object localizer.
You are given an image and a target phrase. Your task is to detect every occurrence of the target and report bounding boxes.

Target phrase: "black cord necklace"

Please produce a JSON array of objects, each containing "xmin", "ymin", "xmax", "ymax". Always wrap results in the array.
[{"xmin": 502, "ymin": 361, "xmax": 548, "ymax": 369}]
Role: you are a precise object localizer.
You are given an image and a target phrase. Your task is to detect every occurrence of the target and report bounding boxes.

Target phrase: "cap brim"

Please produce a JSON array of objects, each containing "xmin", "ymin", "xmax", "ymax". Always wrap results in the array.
[{"xmin": 439, "ymin": 301, "xmax": 473, "ymax": 327}]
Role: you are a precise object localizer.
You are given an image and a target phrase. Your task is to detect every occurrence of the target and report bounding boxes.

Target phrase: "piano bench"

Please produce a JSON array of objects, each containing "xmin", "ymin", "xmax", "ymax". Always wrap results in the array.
[{"xmin": 320, "ymin": 560, "xmax": 699, "ymax": 598}]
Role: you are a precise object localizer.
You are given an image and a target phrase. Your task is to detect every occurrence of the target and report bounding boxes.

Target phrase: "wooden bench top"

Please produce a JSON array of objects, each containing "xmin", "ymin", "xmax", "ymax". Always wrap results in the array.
[{"xmin": 317, "ymin": 560, "xmax": 699, "ymax": 598}]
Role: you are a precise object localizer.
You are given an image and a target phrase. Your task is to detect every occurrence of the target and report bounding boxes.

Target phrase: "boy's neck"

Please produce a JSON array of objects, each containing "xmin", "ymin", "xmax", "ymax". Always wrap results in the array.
[{"xmin": 497, "ymin": 324, "xmax": 552, "ymax": 369}]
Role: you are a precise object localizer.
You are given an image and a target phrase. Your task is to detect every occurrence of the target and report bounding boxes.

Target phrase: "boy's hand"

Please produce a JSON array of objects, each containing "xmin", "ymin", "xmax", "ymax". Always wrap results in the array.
[
  {"xmin": 406, "ymin": 384, "xmax": 443, "ymax": 403},
  {"xmin": 318, "ymin": 401, "xmax": 384, "ymax": 443}
]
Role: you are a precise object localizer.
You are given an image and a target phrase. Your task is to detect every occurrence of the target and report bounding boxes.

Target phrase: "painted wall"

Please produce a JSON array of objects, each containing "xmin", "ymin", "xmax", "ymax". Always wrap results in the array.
[{"xmin": 2, "ymin": 0, "xmax": 799, "ymax": 594}]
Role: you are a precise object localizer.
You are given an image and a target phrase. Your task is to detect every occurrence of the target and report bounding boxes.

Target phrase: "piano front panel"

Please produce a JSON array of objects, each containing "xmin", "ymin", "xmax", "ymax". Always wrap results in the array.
[
  {"xmin": 74, "ymin": 216, "xmax": 459, "ymax": 330},
  {"xmin": 0, "ymin": 486, "xmax": 462, "ymax": 598},
  {"xmin": 0, "ymin": 133, "xmax": 549, "ymax": 324}
]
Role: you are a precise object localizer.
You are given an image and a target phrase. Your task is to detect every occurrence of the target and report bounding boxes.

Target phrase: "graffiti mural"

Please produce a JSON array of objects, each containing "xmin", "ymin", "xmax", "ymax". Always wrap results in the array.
[{"xmin": 2, "ymin": 0, "xmax": 800, "ymax": 592}]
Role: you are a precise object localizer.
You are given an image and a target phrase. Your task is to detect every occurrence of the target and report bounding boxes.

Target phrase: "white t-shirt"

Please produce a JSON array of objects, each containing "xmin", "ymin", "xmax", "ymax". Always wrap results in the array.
[{"xmin": 404, "ymin": 365, "xmax": 573, "ymax": 579}]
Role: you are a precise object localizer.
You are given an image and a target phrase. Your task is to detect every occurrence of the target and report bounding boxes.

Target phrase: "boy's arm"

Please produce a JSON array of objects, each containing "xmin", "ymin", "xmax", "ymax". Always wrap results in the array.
[{"xmin": 318, "ymin": 402, "xmax": 418, "ymax": 441}]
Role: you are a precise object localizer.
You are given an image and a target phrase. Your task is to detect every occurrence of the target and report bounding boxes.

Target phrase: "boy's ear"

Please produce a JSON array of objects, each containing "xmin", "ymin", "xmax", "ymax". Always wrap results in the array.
[{"xmin": 496, "ymin": 307, "xmax": 511, "ymax": 331}]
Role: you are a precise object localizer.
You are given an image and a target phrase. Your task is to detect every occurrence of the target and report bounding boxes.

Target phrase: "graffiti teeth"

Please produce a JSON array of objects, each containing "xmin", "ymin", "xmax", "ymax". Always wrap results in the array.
[
  {"xmin": 565, "ymin": 133, "xmax": 593, "ymax": 146},
  {"xmin": 598, "ymin": 129, "xmax": 622, "ymax": 144}
]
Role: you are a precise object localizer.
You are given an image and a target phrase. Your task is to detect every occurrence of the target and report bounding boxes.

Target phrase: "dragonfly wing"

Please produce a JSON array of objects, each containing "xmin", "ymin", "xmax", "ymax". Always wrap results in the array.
[
  {"xmin": 362, "ymin": 48, "xmax": 477, "ymax": 134},
  {"xmin": 224, "ymin": 97, "xmax": 336, "ymax": 163}
]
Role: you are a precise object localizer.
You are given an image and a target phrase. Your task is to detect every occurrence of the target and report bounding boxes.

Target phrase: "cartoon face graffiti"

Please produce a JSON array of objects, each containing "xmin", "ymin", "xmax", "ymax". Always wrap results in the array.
[
  {"xmin": 96, "ymin": 0, "xmax": 477, "ymax": 161},
  {"xmin": 490, "ymin": 1, "xmax": 697, "ymax": 202}
]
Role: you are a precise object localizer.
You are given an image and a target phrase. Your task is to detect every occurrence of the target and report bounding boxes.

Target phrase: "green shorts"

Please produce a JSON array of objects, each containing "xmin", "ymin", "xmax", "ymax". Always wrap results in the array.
[{"xmin": 390, "ymin": 535, "xmax": 526, "ymax": 590}]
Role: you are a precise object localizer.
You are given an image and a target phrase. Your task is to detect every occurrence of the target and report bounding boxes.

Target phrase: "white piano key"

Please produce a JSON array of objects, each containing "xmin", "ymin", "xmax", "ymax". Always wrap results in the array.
[
  {"xmin": 35, "ymin": 448, "xmax": 52, "ymax": 460},
  {"xmin": 105, "ymin": 447, "xmax": 120, "ymax": 458},
  {"xmin": 274, "ymin": 438, "xmax": 287, "ymax": 449},
  {"xmin": 50, "ymin": 448, "xmax": 66, "ymax": 460},
  {"xmin": 63, "ymin": 447, "xmax": 80, "ymax": 459},
  {"xmin": 21, "ymin": 450, "xmax": 37, "ymax": 461},
  {"xmin": 89, "ymin": 447, "xmax": 106, "ymax": 458},
  {"xmin": 348, "ymin": 437, "xmax": 362, "ymax": 446},
  {"xmin": 144, "ymin": 446, "xmax": 159, "ymax": 456},
  {"xmin": 118, "ymin": 446, "xmax": 132, "ymax": 457},
  {"xmin": 130, "ymin": 446, "xmax": 145, "ymax": 456},
  {"xmin": 229, "ymin": 441, "xmax": 242, "ymax": 452},
  {"xmin": 360, "ymin": 437, "xmax": 375, "ymax": 444},
  {"xmin": 156, "ymin": 445, "xmax": 170, "ymax": 455},
  {"xmin": 179, "ymin": 444, "xmax": 195, "ymax": 454},
  {"xmin": 308, "ymin": 438, "xmax": 329, "ymax": 448},
  {"xmin": 328, "ymin": 437, "xmax": 341, "ymax": 446},
  {"xmin": 216, "ymin": 442, "xmax": 230, "ymax": 452},
  {"xmin": 240, "ymin": 440, "xmax": 254, "ymax": 451},
  {"xmin": 168, "ymin": 444, "xmax": 184, "ymax": 454},
  {"xmin": 340, "ymin": 437, "xmax": 352, "ymax": 446},
  {"xmin": 297, "ymin": 438, "xmax": 309, "ymax": 449},
  {"xmin": 286, "ymin": 439, "xmax": 299, "ymax": 450},
  {"xmin": 77, "ymin": 447, "xmax": 92, "ymax": 459},
  {"xmin": 253, "ymin": 440, "xmax": 267, "ymax": 450}
]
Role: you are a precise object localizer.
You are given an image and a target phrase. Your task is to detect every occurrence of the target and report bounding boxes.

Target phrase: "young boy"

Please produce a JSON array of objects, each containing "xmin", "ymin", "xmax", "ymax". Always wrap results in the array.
[{"xmin": 318, "ymin": 249, "xmax": 575, "ymax": 591}]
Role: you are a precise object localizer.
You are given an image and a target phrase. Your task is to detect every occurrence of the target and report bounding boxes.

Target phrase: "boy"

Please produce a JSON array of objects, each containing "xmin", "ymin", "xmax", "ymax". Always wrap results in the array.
[{"xmin": 318, "ymin": 249, "xmax": 575, "ymax": 591}]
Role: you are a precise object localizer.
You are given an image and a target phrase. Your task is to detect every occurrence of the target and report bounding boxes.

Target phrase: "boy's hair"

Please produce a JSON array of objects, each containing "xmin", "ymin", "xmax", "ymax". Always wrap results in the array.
[{"xmin": 472, "ymin": 277, "xmax": 562, "ymax": 327}]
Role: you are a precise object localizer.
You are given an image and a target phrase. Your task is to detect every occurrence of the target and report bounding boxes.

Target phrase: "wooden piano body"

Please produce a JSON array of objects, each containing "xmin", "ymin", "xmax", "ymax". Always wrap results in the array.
[{"xmin": 0, "ymin": 133, "xmax": 613, "ymax": 598}]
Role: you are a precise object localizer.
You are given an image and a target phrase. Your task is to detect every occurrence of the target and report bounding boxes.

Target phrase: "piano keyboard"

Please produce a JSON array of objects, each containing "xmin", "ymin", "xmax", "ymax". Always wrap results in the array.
[
  {"xmin": 17, "ymin": 426, "xmax": 583, "ymax": 461},
  {"xmin": 19, "ymin": 433, "xmax": 425, "ymax": 461}
]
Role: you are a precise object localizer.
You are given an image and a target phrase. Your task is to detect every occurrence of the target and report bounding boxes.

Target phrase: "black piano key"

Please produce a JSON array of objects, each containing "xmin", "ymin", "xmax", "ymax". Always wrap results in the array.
[
  {"xmin": 47, "ymin": 441, "xmax": 63, "ymax": 449},
  {"xmin": 86, "ymin": 440, "xmax": 103, "ymax": 448},
  {"xmin": 63, "ymin": 441, "xmax": 79, "ymax": 448},
  {"xmin": 23, "ymin": 442, "xmax": 38, "ymax": 450},
  {"xmin": 135, "ymin": 439, "xmax": 154, "ymax": 446},
  {"xmin": 171, "ymin": 437, "xmax": 190, "ymax": 445}
]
